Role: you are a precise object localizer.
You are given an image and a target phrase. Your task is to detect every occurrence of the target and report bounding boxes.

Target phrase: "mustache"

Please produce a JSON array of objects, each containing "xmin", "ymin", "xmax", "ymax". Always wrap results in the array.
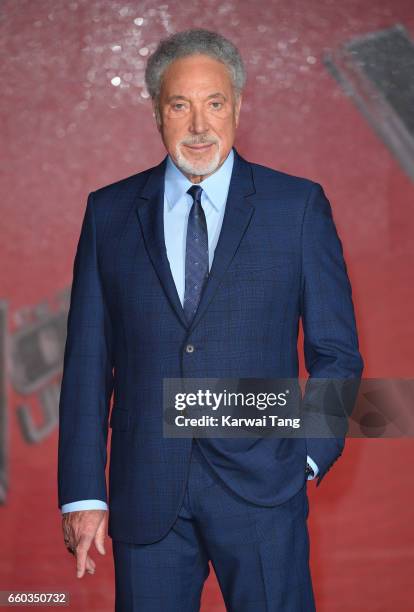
[{"xmin": 180, "ymin": 138, "xmax": 218, "ymax": 146}]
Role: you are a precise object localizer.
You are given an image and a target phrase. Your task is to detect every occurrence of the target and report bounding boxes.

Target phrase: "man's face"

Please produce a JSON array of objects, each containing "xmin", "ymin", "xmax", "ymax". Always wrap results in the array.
[{"xmin": 154, "ymin": 54, "xmax": 242, "ymax": 181}]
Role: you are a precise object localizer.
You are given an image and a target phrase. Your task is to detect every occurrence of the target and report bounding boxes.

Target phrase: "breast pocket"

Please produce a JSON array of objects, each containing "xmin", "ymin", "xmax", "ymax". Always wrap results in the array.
[{"xmin": 231, "ymin": 260, "xmax": 293, "ymax": 282}]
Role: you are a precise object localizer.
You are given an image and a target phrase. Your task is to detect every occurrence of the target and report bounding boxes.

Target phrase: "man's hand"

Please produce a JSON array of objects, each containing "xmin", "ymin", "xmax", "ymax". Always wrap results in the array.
[{"xmin": 62, "ymin": 510, "xmax": 107, "ymax": 578}]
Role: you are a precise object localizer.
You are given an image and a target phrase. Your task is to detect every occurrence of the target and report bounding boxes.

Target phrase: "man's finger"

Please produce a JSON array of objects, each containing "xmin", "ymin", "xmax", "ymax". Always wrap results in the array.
[
  {"xmin": 76, "ymin": 537, "xmax": 92, "ymax": 578},
  {"xmin": 94, "ymin": 518, "xmax": 106, "ymax": 555},
  {"xmin": 85, "ymin": 555, "xmax": 96, "ymax": 574},
  {"xmin": 76, "ymin": 548, "xmax": 87, "ymax": 578},
  {"xmin": 94, "ymin": 538, "xmax": 106, "ymax": 555}
]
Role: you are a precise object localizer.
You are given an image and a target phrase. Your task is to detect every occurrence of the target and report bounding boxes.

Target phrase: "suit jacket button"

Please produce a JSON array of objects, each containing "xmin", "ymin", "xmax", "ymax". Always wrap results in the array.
[{"xmin": 185, "ymin": 344, "xmax": 195, "ymax": 353}]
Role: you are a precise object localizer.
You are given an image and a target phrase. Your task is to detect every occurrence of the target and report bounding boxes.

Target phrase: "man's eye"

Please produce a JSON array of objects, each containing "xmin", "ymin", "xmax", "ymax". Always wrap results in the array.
[
  {"xmin": 173, "ymin": 103, "xmax": 185, "ymax": 111},
  {"xmin": 210, "ymin": 101, "xmax": 223, "ymax": 109}
]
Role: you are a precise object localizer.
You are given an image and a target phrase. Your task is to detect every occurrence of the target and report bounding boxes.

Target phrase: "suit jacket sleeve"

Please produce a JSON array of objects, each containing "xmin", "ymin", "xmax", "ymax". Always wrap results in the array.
[
  {"xmin": 57, "ymin": 191, "xmax": 114, "ymax": 508},
  {"xmin": 300, "ymin": 182, "xmax": 364, "ymax": 487}
]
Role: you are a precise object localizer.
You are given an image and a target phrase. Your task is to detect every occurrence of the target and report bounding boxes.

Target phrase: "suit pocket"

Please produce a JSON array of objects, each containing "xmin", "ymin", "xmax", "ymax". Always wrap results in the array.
[
  {"xmin": 109, "ymin": 408, "xmax": 130, "ymax": 431},
  {"xmin": 232, "ymin": 261, "xmax": 292, "ymax": 282}
]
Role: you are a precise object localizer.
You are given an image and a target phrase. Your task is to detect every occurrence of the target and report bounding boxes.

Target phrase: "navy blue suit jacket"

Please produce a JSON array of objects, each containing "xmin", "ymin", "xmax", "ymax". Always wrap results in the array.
[{"xmin": 57, "ymin": 147, "xmax": 363, "ymax": 544}]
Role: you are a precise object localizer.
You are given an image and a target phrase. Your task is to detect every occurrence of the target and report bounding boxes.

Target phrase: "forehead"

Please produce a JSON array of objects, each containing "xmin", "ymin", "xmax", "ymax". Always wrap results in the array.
[{"xmin": 160, "ymin": 54, "xmax": 233, "ymax": 97}]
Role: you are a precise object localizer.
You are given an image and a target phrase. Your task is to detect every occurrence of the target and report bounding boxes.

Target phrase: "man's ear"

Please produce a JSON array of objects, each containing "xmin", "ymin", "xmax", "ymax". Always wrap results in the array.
[
  {"xmin": 152, "ymin": 100, "xmax": 162, "ymax": 132},
  {"xmin": 234, "ymin": 94, "xmax": 242, "ymax": 128}
]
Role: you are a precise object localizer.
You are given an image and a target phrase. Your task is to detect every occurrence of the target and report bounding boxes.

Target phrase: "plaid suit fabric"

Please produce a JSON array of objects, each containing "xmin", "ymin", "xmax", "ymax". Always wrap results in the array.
[
  {"xmin": 112, "ymin": 440, "xmax": 315, "ymax": 612},
  {"xmin": 57, "ymin": 147, "xmax": 363, "ymax": 545}
]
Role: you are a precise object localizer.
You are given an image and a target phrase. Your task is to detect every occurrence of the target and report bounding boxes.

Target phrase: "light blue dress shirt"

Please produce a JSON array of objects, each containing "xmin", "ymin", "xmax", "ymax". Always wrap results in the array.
[{"xmin": 61, "ymin": 148, "xmax": 318, "ymax": 513}]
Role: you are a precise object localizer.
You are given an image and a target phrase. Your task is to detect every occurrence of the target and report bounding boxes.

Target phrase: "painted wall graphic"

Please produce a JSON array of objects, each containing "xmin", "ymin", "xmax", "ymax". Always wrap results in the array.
[{"xmin": 1, "ymin": 1, "xmax": 413, "ymax": 610}]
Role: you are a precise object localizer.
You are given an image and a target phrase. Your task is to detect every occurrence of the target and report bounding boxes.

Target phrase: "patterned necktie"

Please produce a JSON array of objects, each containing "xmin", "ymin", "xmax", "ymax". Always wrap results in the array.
[{"xmin": 184, "ymin": 185, "xmax": 209, "ymax": 323}]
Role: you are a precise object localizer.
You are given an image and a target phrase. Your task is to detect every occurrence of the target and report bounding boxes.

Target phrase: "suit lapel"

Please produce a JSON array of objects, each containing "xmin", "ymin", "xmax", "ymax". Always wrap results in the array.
[
  {"xmin": 188, "ymin": 148, "xmax": 256, "ymax": 331},
  {"xmin": 134, "ymin": 147, "xmax": 256, "ymax": 332},
  {"xmin": 135, "ymin": 156, "xmax": 189, "ymax": 329}
]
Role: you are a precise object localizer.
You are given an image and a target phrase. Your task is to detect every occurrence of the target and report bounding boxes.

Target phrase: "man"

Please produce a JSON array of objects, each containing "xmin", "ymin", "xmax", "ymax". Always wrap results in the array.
[{"xmin": 58, "ymin": 28, "xmax": 363, "ymax": 611}]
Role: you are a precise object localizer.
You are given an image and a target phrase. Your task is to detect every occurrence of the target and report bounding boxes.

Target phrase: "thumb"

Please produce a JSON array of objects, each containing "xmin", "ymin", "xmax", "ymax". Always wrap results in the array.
[{"xmin": 94, "ymin": 516, "xmax": 107, "ymax": 555}]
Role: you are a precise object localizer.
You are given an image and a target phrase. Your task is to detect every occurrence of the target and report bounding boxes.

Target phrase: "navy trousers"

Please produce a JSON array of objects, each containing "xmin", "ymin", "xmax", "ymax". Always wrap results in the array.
[{"xmin": 112, "ymin": 441, "xmax": 316, "ymax": 611}]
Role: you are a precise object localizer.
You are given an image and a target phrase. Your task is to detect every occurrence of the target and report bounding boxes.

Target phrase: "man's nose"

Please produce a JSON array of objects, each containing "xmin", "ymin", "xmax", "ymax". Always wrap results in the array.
[{"xmin": 189, "ymin": 107, "xmax": 209, "ymax": 134}]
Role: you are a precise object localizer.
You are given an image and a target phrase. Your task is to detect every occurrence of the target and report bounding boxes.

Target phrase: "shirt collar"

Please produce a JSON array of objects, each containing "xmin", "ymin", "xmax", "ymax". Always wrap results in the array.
[{"xmin": 165, "ymin": 147, "xmax": 235, "ymax": 212}]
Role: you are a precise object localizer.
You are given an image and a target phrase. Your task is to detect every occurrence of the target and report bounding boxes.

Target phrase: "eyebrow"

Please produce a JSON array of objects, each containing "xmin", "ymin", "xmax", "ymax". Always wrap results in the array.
[{"xmin": 166, "ymin": 92, "xmax": 227, "ymax": 102}]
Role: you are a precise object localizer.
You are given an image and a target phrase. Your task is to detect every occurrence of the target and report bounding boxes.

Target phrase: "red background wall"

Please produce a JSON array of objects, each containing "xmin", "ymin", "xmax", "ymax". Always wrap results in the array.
[{"xmin": 1, "ymin": 1, "xmax": 413, "ymax": 610}]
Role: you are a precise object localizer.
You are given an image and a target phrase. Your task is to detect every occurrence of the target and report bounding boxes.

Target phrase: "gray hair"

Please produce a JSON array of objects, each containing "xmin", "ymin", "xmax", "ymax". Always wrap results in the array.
[{"xmin": 145, "ymin": 28, "xmax": 246, "ymax": 111}]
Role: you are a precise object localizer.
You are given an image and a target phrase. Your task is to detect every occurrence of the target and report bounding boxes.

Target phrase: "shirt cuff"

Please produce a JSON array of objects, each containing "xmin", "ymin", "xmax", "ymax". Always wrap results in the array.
[
  {"xmin": 306, "ymin": 455, "xmax": 319, "ymax": 480},
  {"xmin": 61, "ymin": 499, "xmax": 108, "ymax": 514}
]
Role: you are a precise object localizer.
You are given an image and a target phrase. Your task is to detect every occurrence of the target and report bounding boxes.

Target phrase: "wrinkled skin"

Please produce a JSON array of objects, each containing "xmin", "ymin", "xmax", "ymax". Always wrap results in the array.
[{"xmin": 61, "ymin": 510, "xmax": 106, "ymax": 578}]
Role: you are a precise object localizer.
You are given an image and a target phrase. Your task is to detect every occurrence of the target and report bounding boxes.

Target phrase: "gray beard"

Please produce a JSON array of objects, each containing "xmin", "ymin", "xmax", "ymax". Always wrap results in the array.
[{"xmin": 175, "ymin": 144, "xmax": 221, "ymax": 178}]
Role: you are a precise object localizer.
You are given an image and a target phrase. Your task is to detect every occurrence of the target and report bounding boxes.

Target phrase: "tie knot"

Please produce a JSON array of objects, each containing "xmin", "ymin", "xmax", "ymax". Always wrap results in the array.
[{"xmin": 187, "ymin": 184, "xmax": 203, "ymax": 203}]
